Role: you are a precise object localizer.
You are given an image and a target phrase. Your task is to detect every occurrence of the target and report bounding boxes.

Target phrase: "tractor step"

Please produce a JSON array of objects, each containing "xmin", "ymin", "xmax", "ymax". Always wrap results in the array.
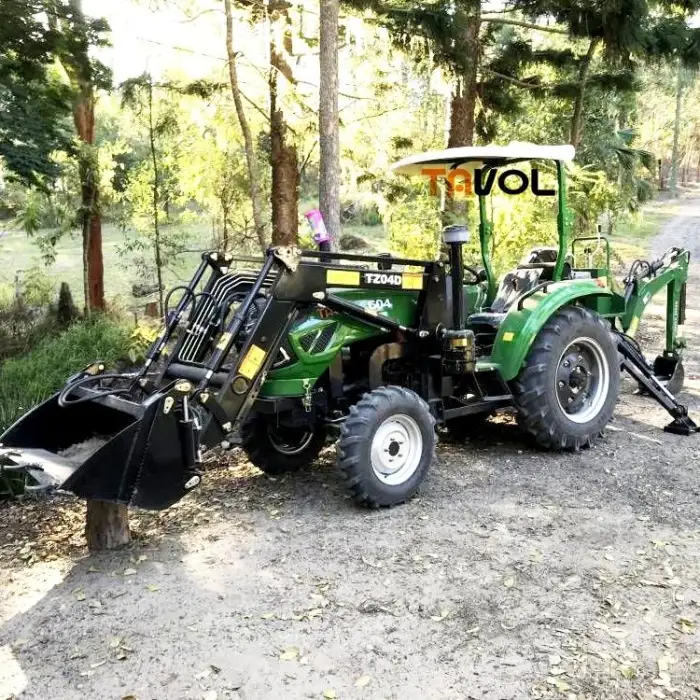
[{"xmin": 616, "ymin": 333, "xmax": 699, "ymax": 435}]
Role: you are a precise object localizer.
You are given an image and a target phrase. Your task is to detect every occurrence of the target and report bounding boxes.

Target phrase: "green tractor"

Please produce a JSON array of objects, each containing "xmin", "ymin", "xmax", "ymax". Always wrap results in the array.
[{"xmin": 1, "ymin": 144, "xmax": 696, "ymax": 510}]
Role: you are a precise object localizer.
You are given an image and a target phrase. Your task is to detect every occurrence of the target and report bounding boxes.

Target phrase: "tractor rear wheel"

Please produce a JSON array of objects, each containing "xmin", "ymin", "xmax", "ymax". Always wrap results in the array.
[
  {"xmin": 513, "ymin": 305, "xmax": 620, "ymax": 450},
  {"xmin": 241, "ymin": 415, "xmax": 327, "ymax": 475},
  {"xmin": 337, "ymin": 386, "xmax": 435, "ymax": 507}
]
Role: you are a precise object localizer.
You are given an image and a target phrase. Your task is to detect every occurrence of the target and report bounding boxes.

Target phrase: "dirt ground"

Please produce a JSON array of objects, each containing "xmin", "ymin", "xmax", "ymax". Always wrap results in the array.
[{"xmin": 3, "ymin": 199, "xmax": 700, "ymax": 700}]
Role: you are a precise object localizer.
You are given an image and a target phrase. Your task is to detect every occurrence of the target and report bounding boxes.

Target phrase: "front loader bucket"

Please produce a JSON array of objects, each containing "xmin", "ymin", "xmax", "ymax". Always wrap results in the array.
[{"xmin": 0, "ymin": 390, "xmax": 201, "ymax": 510}]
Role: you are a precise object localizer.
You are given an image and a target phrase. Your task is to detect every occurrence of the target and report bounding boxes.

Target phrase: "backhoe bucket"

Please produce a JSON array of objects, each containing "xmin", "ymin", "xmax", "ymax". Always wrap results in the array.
[
  {"xmin": 653, "ymin": 353, "xmax": 685, "ymax": 396},
  {"xmin": 0, "ymin": 389, "xmax": 201, "ymax": 510}
]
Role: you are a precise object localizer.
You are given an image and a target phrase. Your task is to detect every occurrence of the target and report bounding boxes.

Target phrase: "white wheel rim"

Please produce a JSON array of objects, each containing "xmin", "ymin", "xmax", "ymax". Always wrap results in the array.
[
  {"xmin": 555, "ymin": 336, "xmax": 611, "ymax": 424},
  {"xmin": 370, "ymin": 414, "xmax": 423, "ymax": 485}
]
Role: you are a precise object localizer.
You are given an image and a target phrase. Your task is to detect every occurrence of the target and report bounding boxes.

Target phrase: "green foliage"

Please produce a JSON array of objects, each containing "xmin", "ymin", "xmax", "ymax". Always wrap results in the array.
[
  {"xmin": 127, "ymin": 321, "xmax": 162, "ymax": 364},
  {"xmin": 0, "ymin": 0, "xmax": 73, "ymax": 188},
  {"xmin": 386, "ymin": 187, "xmax": 443, "ymax": 260},
  {"xmin": 0, "ymin": 316, "xmax": 132, "ymax": 433}
]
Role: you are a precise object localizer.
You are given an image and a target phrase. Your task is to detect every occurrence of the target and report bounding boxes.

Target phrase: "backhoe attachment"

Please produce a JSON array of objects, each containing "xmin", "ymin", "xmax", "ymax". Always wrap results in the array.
[{"xmin": 616, "ymin": 332, "xmax": 698, "ymax": 435}]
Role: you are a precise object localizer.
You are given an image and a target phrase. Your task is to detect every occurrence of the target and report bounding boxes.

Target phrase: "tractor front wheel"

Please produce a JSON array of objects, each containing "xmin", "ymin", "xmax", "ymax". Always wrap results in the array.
[
  {"xmin": 241, "ymin": 415, "xmax": 327, "ymax": 475},
  {"xmin": 337, "ymin": 386, "xmax": 435, "ymax": 507},
  {"xmin": 513, "ymin": 305, "xmax": 620, "ymax": 450}
]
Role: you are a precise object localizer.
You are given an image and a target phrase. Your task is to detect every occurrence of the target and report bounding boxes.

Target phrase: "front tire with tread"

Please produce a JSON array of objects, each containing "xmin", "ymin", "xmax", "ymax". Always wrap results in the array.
[
  {"xmin": 337, "ymin": 386, "xmax": 435, "ymax": 507},
  {"xmin": 241, "ymin": 415, "xmax": 327, "ymax": 475}
]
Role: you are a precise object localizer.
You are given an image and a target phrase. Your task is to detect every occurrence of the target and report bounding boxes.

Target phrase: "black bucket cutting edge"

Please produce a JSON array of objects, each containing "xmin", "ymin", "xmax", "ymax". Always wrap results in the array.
[{"xmin": 0, "ymin": 388, "xmax": 202, "ymax": 510}]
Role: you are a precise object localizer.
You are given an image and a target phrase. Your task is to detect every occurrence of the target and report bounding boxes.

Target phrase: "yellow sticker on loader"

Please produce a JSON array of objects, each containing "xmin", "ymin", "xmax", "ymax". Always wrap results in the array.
[
  {"xmin": 239, "ymin": 344, "xmax": 267, "ymax": 379},
  {"xmin": 326, "ymin": 269, "xmax": 361, "ymax": 286},
  {"xmin": 502, "ymin": 331, "xmax": 515, "ymax": 342},
  {"xmin": 401, "ymin": 272, "xmax": 424, "ymax": 290}
]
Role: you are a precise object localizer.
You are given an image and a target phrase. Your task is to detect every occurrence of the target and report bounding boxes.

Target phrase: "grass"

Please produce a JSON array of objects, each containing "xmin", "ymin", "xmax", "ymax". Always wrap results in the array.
[
  {"xmin": 0, "ymin": 221, "xmax": 217, "ymax": 306},
  {"xmin": 607, "ymin": 203, "xmax": 678, "ymax": 263},
  {"xmin": 0, "ymin": 316, "xmax": 132, "ymax": 433},
  {"xmin": 0, "ymin": 219, "xmax": 389, "ymax": 306}
]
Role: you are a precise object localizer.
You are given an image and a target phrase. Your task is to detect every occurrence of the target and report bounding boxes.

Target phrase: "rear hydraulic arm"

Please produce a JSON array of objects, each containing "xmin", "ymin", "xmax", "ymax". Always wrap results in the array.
[{"xmin": 622, "ymin": 247, "xmax": 689, "ymax": 353}]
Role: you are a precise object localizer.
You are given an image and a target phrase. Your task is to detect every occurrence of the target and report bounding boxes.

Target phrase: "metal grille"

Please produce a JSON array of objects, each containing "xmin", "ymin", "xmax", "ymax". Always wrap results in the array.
[
  {"xmin": 299, "ymin": 331, "xmax": 316, "ymax": 352},
  {"xmin": 312, "ymin": 323, "xmax": 336, "ymax": 354}
]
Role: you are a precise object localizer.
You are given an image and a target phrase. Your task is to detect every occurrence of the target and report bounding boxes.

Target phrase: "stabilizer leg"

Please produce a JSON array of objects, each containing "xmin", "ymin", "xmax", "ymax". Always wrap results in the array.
[{"xmin": 616, "ymin": 333, "xmax": 698, "ymax": 435}]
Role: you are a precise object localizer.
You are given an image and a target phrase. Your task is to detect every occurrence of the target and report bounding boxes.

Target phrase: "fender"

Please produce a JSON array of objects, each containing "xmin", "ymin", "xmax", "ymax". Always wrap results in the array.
[{"xmin": 488, "ymin": 280, "xmax": 621, "ymax": 381}]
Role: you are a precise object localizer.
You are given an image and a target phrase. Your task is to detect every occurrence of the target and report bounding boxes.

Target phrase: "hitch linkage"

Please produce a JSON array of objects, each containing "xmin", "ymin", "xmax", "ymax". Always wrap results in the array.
[{"xmin": 616, "ymin": 332, "xmax": 698, "ymax": 435}]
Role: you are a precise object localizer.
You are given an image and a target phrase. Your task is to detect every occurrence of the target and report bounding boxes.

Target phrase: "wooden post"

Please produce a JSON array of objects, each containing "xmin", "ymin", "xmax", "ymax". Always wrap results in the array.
[{"xmin": 85, "ymin": 501, "xmax": 130, "ymax": 550}]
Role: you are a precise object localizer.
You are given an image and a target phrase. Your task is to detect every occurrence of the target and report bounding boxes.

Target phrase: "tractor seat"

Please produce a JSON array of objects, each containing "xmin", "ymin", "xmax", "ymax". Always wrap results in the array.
[{"xmin": 467, "ymin": 268, "xmax": 543, "ymax": 329}]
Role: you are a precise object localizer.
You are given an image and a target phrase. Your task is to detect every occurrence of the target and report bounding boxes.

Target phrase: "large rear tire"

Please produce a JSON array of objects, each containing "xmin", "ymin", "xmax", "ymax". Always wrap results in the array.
[
  {"xmin": 337, "ymin": 386, "xmax": 435, "ymax": 507},
  {"xmin": 513, "ymin": 305, "xmax": 620, "ymax": 450},
  {"xmin": 241, "ymin": 415, "xmax": 327, "ymax": 475}
]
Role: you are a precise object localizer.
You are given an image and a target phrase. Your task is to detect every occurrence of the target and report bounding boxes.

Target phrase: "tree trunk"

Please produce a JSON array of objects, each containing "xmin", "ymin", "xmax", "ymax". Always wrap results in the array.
[
  {"xmin": 569, "ymin": 38, "xmax": 600, "ymax": 149},
  {"xmin": 448, "ymin": 6, "xmax": 480, "ymax": 148},
  {"xmin": 147, "ymin": 79, "xmax": 165, "ymax": 317},
  {"xmin": 319, "ymin": 0, "xmax": 341, "ymax": 250},
  {"xmin": 269, "ymin": 9, "xmax": 299, "ymax": 246},
  {"xmin": 670, "ymin": 62, "xmax": 684, "ymax": 197},
  {"xmin": 65, "ymin": 0, "xmax": 104, "ymax": 313},
  {"xmin": 74, "ymin": 86, "xmax": 105, "ymax": 312},
  {"xmin": 85, "ymin": 500, "xmax": 130, "ymax": 550},
  {"xmin": 270, "ymin": 81, "xmax": 299, "ymax": 245},
  {"xmin": 224, "ymin": 0, "xmax": 267, "ymax": 253}
]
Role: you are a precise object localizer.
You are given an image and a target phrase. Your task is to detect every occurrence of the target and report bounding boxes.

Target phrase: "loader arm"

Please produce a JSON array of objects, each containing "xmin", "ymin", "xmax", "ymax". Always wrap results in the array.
[{"xmin": 0, "ymin": 246, "xmax": 440, "ymax": 510}]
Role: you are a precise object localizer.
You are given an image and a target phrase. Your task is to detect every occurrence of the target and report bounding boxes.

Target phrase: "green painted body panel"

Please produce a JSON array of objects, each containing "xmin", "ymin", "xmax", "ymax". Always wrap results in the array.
[
  {"xmin": 487, "ymin": 280, "xmax": 616, "ymax": 381},
  {"xmin": 261, "ymin": 287, "xmax": 420, "ymax": 397}
]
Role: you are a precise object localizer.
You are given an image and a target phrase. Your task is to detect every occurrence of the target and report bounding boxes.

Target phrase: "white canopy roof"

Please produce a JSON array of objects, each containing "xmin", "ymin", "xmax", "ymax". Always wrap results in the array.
[{"xmin": 391, "ymin": 142, "xmax": 575, "ymax": 175}]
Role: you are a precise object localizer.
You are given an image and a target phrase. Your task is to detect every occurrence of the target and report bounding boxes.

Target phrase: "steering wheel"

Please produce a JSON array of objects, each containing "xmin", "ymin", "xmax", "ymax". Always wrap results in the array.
[
  {"xmin": 58, "ymin": 373, "xmax": 136, "ymax": 407},
  {"xmin": 464, "ymin": 265, "xmax": 487, "ymax": 283}
]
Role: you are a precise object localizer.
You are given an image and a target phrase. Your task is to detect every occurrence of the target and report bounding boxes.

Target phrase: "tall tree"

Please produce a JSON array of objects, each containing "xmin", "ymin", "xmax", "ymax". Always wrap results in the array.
[
  {"xmin": 48, "ymin": 0, "xmax": 111, "ymax": 312},
  {"xmin": 447, "ymin": 2, "xmax": 480, "ymax": 147},
  {"xmin": 670, "ymin": 63, "xmax": 688, "ymax": 196},
  {"xmin": 319, "ymin": 0, "xmax": 341, "ymax": 247},
  {"xmin": 0, "ymin": 0, "xmax": 73, "ymax": 189},
  {"xmin": 224, "ymin": 0, "xmax": 267, "ymax": 253},
  {"xmin": 49, "ymin": 1, "xmax": 125, "ymax": 549},
  {"xmin": 269, "ymin": 3, "xmax": 299, "ymax": 245}
]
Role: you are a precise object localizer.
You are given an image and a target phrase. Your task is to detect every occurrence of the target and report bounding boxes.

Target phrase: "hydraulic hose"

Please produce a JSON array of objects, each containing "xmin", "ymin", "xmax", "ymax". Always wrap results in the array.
[{"xmin": 58, "ymin": 373, "xmax": 138, "ymax": 407}]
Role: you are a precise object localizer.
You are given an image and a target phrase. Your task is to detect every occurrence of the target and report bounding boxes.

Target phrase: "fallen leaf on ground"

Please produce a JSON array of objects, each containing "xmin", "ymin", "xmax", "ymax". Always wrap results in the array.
[
  {"xmin": 430, "ymin": 608, "xmax": 451, "ymax": 621},
  {"xmin": 503, "ymin": 575, "xmax": 515, "ymax": 588},
  {"xmin": 654, "ymin": 671, "xmax": 671, "ymax": 687},
  {"xmin": 355, "ymin": 675, "xmax": 371, "ymax": 688},
  {"xmin": 322, "ymin": 690, "xmax": 336, "ymax": 699},
  {"xmin": 618, "ymin": 665, "xmax": 636, "ymax": 679},
  {"xmin": 361, "ymin": 556, "xmax": 381, "ymax": 568},
  {"xmin": 123, "ymin": 568, "xmax": 137, "ymax": 576},
  {"xmin": 280, "ymin": 646, "xmax": 300, "ymax": 661},
  {"xmin": 678, "ymin": 617, "xmax": 695, "ymax": 634},
  {"xmin": 546, "ymin": 677, "xmax": 570, "ymax": 692}
]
